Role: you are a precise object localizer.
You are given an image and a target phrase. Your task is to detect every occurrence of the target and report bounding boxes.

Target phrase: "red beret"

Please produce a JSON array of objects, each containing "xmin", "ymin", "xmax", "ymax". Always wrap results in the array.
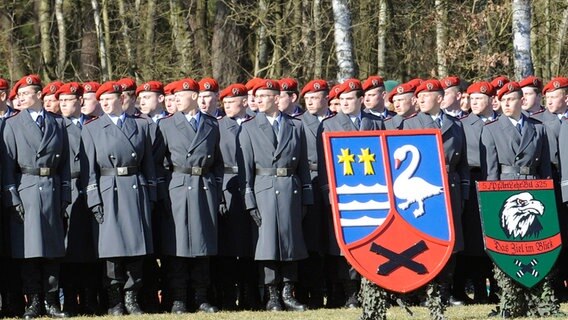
[
  {"xmin": 328, "ymin": 84, "xmax": 341, "ymax": 102},
  {"xmin": 497, "ymin": 81, "xmax": 521, "ymax": 100},
  {"xmin": 251, "ymin": 79, "xmax": 280, "ymax": 95},
  {"xmin": 519, "ymin": 76, "xmax": 543, "ymax": 91},
  {"xmin": 164, "ymin": 81, "xmax": 177, "ymax": 96},
  {"xmin": 466, "ymin": 81, "xmax": 495, "ymax": 96},
  {"xmin": 136, "ymin": 80, "xmax": 164, "ymax": 96},
  {"xmin": 42, "ymin": 81, "xmax": 64, "ymax": 97},
  {"xmin": 415, "ymin": 79, "xmax": 443, "ymax": 96},
  {"xmin": 245, "ymin": 77, "xmax": 263, "ymax": 91},
  {"xmin": 388, "ymin": 82, "xmax": 417, "ymax": 103},
  {"xmin": 117, "ymin": 77, "xmax": 136, "ymax": 91},
  {"xmin": 279, "ymin": 78, "xmax": 299, "ymax": 92},
  {"xmin": 490, "ymin": 76, "xmax": 510, "ymax": 90},
  {"xmin": 220, "ymin": 83, "xmax": 247, "ymax": 100},
  {"xmin": 95, "ymin": 81, "xmax": 122, "ymax": 100},
  {"xmin": 199, "ymin": 78, "xmax": 219, "ymax": 92},
  {"xmin": 82, "ymin": 82, "xmax": 100, "ymax": 94},
  {"xmin": 441, "ymin": 76, "xmax": 460, "ymax": 89},
  {"xmin": 301, "ymin": 79, "xmax": 329, "ymax": 96},
  {"xmin": 407, "ymin": 78, "xmax": 423, "ymax": 89},
  {"xmin": 17, "ymin": 75, "xmax": 42, "ymax": 90},
  {"xmin": 0, "ymin": 78, "xmax": 9, "ymax": 91},
  {"xmin": 362, "ymin": 76, "xmax": 384, "ymax": 91},
  {"xmin": 55, "ymin": 82, "xmax": 84, "ymax": 99},
  {"xmin": 337, "ymin": 79, "xmax": 362, "ymax": 96},
  {"xmin": 172, "ymin": 78, "xmax": 199, "ymax": 93},
  {"xmin": 542, "ymin": 77, "xmax": 568, "ymax": 95}
]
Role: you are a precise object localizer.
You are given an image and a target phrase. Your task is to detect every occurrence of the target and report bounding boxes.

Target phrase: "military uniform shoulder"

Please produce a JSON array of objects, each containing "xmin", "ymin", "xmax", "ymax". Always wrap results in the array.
[
  {"xmin": 531, "ymin": 109, "xmax": 545, "ymax": 117},
  {"xmin": 6, "ymin": 109, "xmax": 20, "ymax": 119},
  {"xmin": 284, "ymin": 113, "xmax": 302, "ymax": 122},
  {"xmin": 216, "ymin": 114, "xmax": 225, "ymax": 120},
  {"xmin": 47, "ymin": 111, "xmax": 63, "ymax": 118},
  {"xmin": 241, "ymin": 115, "xmax": 256, "ymax": 125},
  {"xmin": 321, "ymin": 112, "xmax": 338, "ymax": 123},
  {"xmin": 526, "ymin": 117, "xmax": 542, "ymax": 125},
  {"xmin": 484, "ymin": 118, "xmax": 498, "ymax": 126},
  {"xmin": 200, "ymin": 112, "xmax": 217, "ymax": 121},
  {"xmin": 405, "ymin": 113, "xmax": 418, "ymax": 120},
  {"xmin": 84, "ymin": 116, "xmax": 99, "ymax": 125}
]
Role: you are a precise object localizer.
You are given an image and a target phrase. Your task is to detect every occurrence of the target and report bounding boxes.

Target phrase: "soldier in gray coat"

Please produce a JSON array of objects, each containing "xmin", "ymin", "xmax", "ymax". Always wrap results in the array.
[
  {"xmin": 1, "ymin": 75, "xmax": 70, "ymax": 318},
  {"xmin": 57, "ymin": 82, "xmax": 99, "ymax": 316},
  {"xmin": 482, "ymin": 82, "xmax": 557, "ymax": 318},
  {"xmin": 239, "ymin": 79, "xmax": 313, "ymax": 312},
  {"xmin": 402, "ymin": 79, "xmax": 470, "ymax": 306},
  {"xmin": 81, "ymin": 81, "xmax": 156, "ymax": 316},
  {"xmin": 317, "ymin": 79, "xmax": 383, "ymax": 308},
  {"xmin": 158, "ymin": 78, "xmax": 223, "ymax": 314}
]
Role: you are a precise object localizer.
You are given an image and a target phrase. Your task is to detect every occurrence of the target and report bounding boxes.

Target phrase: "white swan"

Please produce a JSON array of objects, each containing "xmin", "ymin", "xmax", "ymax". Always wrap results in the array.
[{"xmin": 393, "ymin": 145, "xmax": 443, "ymax": 218}]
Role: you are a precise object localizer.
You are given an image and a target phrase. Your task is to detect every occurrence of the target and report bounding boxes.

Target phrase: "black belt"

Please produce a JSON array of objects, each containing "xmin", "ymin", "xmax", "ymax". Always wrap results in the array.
[
  {"xmin": 224, "ymin": 166, "xmax": 238, "ymax": 174},
  {"xmin": 256, "ymin": 167, "xmax": 295, "ymax": 177},
  {"xmin": 500, "ymin": 165, "xmax": 537, "ymax": 175},
  {"xmin": 71, "ymin": 172, "xmax": 80, "ymax": 179},
  {"xmin": 309, "ymin": 164, "xmax": 318, "ymax": 171},
  {"xmin": 100, "ymin": 166, "xmax": 139, "ymax": 176},
  {"xmin": 172, "ymin": 166, "xmax": 209, "ymax": 176},
  {"xmin": 20, "ymin": 167, "xmax": 55, "ymax": 176}
]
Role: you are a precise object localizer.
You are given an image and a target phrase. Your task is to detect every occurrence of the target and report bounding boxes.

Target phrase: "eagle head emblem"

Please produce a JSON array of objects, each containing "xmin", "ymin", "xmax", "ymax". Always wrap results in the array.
[{"xmin": 500, "ymin": 192, "xmax": 544, "ymax": 239}]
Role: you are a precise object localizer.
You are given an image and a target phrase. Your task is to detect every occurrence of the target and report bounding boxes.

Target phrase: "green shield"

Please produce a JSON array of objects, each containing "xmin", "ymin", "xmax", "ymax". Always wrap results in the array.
[{"xmin": 477, "ymin": 180, "xmax": 562, "ymax": 288}]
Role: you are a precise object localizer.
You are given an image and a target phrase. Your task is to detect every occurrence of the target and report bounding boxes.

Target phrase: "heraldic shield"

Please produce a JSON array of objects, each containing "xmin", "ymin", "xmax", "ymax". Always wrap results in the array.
[
  {"xmin": 477, "ymin": 180, "xmax": 562, "ymax": 288},
  {"xmin": 323, "ymin": 130, "xmax": 455, "ymax": 293}
]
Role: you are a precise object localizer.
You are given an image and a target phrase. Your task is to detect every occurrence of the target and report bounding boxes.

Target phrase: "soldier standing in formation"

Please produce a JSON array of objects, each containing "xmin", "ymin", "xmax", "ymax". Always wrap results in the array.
[{"xmin": 362, "ymin": 76, "xmax": 395, "ymax": 119}]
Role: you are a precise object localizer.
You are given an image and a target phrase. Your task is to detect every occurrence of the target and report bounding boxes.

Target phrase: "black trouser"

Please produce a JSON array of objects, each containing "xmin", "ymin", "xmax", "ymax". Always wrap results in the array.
[
  {"xmin": 260, "ymin": 260, "xmax": 298, "ymax": 285},
  {"xmin": 21, "ymin": 258, "xmax": 60, "ymax": 294},
  {"xmin": 326, "ymin": 255, "xmax": 359, "ymax": 282},
  {"xmin": 298, "ymin": 252, "xmax": 324, "ymax": 292},
  {"xmin": 60, "ymin": 262, "xmax": 101, "ymax": 289},
  {"xmin": 104, "ymin": 257, "xmax": 143, "ymax": 291},
  {"xmin": 165, "ymin": 256, "xmax": 210, "ymax": 291}
]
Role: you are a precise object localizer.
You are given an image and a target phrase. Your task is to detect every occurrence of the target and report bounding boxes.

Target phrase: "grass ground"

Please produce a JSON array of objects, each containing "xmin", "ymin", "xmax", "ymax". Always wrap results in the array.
[{"xmin": 8, "ymin": 304, "xmax": 568, "ymax": 320}]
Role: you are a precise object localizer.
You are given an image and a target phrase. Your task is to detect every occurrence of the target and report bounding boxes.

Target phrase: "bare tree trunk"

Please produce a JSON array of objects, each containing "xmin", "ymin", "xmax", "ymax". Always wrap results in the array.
[
  {"xmin": 512, "ymin": 0, "xmax": 534, "ymax": 78},
  {"xmin": 81, "ymin": 0, "xmax": 100, "ymax": 80},
  {"xmin": 55, "ymin": 0, "xmax": 66, "ymax": 78},
  {"xmin": 544, "ymin": 0, "xmax": 551, "ymax": 79},
  {"xmin": 188, "ymin": 0, "xmax": 211, "ymax": 76},
  {"xmin": 269, "ymin": 0, "xmax": 283, "ymax": 78},
  {"xmin": 435, "ymin": 0, "xmax": 448, "ymax": 77},
  {"xmin": 39, "ymin": 0, "xmax": 55, "ymax": 79},
  {"xmin": 101, "ymin": 0, "xmax": 112, "ymax": 79},
  {"xmin": 117, "ymin": 0, "xmax": 135, "ymax": 76},
  {"xmin": 331, "ymin": 0, "xmax": 356, "ymax": 81},
  {"xmin": 255, "ymin": 0, "xmax": 268, "ymax": 76},
  {"xmin": 0, "ymin": 9, "xmax": 25, "ymax": 80},
  {"xmin": 141, "ymin": 0, "xmax": 156, "ymax": 79},
  {"xmin": 313, "ymin": 0, "xmax": 323, "ymax": 78},
  {"xmin": 552, "ymin": 4, "xmax": 568, "ymax": 76},
  {"xmin": 377, "ymin": 0, "xmax": 387, "ymax": 75},
  {"xmin": 169, "ymin": 0, "xmax": 193, "ymax": 75}
]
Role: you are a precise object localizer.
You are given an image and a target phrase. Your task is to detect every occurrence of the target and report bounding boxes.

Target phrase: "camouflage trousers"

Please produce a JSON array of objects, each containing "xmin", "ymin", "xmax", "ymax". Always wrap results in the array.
[{"xmin": 494, "ymin": 264, "xmax": 561, "ymax": 317}]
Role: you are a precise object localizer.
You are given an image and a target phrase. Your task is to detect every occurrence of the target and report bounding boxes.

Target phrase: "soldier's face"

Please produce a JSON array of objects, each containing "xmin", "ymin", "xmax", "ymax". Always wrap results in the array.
[
  {"xmin": 198, "ymin": 91, "xmax": 218, "ymax": 115},
  {"xmin": 522, "ymin": 87, "xmax": 540, "ymax": 111},
  {"xmin": 121, "ymin": 91, "xmax": 135, "ymax": 111},
  {"xmin": 329, "ymin": 99, "xmax": 340, "ymax": 113},
  {"xmin": 139, "ymin": 92, "xmax": 164, "ymax": 115},
  {"xmin": 164, "ymin": 94, "xmax": 177, "ymax": 114},
  {"xmin": 417, "ymin": 91, "xmax": 443, "ymax": 114},
  {"xmin": 81, "ymin": 93, "xmax": 100, "ymax": 116},
  {"xmin": 100, "ymin": 93, "xmax": 124, "ymax": 116},
  {"xmin": 222, "ymin": 96, "xmax": 246, "ymax": 118},
  {"xmin": 175, "ymin": 91, "xmax": 197, "ymax": 113},
  {"xmin": 460, "ymin": 93, "xmax": 470, "ymax": 112},
  {"xmin": 255, "ymin": 89, "xmax": 279, "ymax": 114},
  {"xmin": 277, "ymin": 92, "xmax": 295, "ymax": 112},
  {"xmin": 247, "ymin": 91, "xmax": 258, "ymax": 111},
  {"xmin": 469, "ymin": 93, "xmax": 491, "ymax": 116},
  {"xmin": 492, "ymin": 96, "xmax": 501, "ymax": 113},
  {"xmin": 59, "ymin": 94, "xmax": 82, "ymax": 118},
  {"xmin": 545, "ymin": 89, "xmax": 568, "ymax": 114},
  {"xmin": 363, "ymin": 87, "xmax": 384, "ymax": 110},
  {"xmin": 501, "ymin": 91, "xmax": 524, "ymax": 118},
  {"xmin": 339, "ymin": 91, "xmax": 362, "ymax": 116},
  {"xmin": 43, "ymin": 94, "xmax": 60, "ymax": 114},
  {"xmin": 17, "ymin": 87, "xmax": 41, "ymax": 109},
  {"xmin": 441, "ymin": 87, "xmax": 461, "ymax": 110},
  {"xmin": 393, "ymin": 93, "xmax": 414, "ymax": 117},
  {"xmin": 304, "ymin": 91, "xmax": 328, "ymax": 116}
]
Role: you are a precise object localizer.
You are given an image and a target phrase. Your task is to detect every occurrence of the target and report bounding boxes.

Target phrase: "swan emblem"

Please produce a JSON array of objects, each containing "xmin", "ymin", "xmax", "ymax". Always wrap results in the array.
[{"xmin": 393, "ymin": 144, "xmax": 443, "ymax": 218}]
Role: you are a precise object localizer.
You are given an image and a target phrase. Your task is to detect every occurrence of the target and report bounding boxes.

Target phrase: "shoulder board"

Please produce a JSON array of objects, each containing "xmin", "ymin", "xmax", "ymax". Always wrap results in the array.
[
  {"xmin": 322, "ymin": 112, "xmax": 337, "ymax": 122},
  {"xmin": 84, "ymin": 116, "xmax": 99, "ymax": 125},
  {"xmin": 531, "ymin": 109, "xmax": 545, "ymax": 116},
  {"xmin": 485, "ymin": 119, "xmax": 498, "ymax": 125},
  {"xmin": 242, "ymin": 115, "xmax": 255, "ymax": 124},
  {"xmin": 164, "ymin": 113, "xmax": 174, "ymax": 119},
  {"xmin": 7, "ymin": 110, "xmax": 20, "ymax": 119},
  {"xmin": 216, "ymin": 115, "xmax": 224, "ymax": 120},
  {"xmin": 404, "ymin": 113, "xmax": 418, "ymax": 119},
  {"xmin": 383, "ymin": 117, "xmax": 393, "ymax": 122},
  {"xmin": 458, "ymin": 113, "xmax": 469, "ymax": 120}
]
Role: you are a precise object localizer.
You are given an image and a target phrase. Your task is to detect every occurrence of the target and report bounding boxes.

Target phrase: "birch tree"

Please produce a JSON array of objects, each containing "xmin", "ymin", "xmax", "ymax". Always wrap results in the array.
[
  {"xmin": 39, "ymin": 0, "xmax": 55, "ymax": 79},
  {"xmin": 55, "ymin": 0, "xmax": 66, "ymax": 78},
  {"xmin": 377, "ymin": 0, "xmax": 387, "ymax": 75},
  {"xmin": 331, "ymin": 0, "xmax": 356, "ymax": 82},
  {"xmin": 435, "ymin": 0, "xmax": 448, "ymax": 77},
  {"xmin": 169, "ymin": 0, "xmax": 193, "ymax": 75},
  {"xmin": 512, "ymin": 0, "xmax": 534, "ymax": 78}
]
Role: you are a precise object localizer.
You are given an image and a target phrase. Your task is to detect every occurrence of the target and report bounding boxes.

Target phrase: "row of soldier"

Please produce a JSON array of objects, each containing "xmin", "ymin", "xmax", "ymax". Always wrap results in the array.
[{"xmin": 0, "ymin": 72, "xmax": 566, "ymax": 319}]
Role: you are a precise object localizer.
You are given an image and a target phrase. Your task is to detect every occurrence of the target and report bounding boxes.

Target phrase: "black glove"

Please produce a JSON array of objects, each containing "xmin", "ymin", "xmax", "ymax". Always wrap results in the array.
[
  {"xmin": 91, "ymin": 205, "xmax": 104, "ymax": 224},
  {"xmin": 248, "ymin": 208, "xmax": 261, "ymax": 227},
  {"xmin": 219, "ymin": 202, "xmax": 229, "ymax": 217},
  {"xmin": 11, "ymin": 204, "xmax": 25, "ymax": 224}
]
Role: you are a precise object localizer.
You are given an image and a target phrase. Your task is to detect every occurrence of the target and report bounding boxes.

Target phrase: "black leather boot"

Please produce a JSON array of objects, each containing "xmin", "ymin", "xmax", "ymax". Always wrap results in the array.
[
  {"xmin": 221, "ymin": 284, "xmax": 238, "ymax": 311},
  {"xmin": 82, "ymin": 288, "xmax": 101, "ymax": 315},
  {"xmin": 44, "ymin": 292, "xmax": 70, "ymax": 318},
  {"xmin": 106, "ymin": 285, "xmax": 124, "ymax": 316},
  {"xmin": 195, "ymin": 287, "xmax": 218, "ymax": 313},
  {"xmin": 241, "ymin": 282, "xmax": 261, "ymax": 310},
  {"xmin": 62, "ymin": 288, "xmax": 78, "ymax": 316},
  {"xmin": 124, "ymin": 290, "xmax": 143, "ymax": 315},
  {"xmin": 343, "ymin": 280, "xmax": 360, "ymax": 308},
  {"xmin": 265, "ymin": 285, "xmax": 283, "ymax": 311},
  {"xmin": 23, "ymin": 293, "xmax": 42, "ymax": 319},
  {"xmin": 282, "ymin": 282, "xmax": 307, "ymax": 311},
  {"xmin": 4, "ymin": 292, "xmax": 25, "ymax": 317},
  {"xmin": 170, "ymin": 288, "xmax": 187, "ymax": 314}
]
